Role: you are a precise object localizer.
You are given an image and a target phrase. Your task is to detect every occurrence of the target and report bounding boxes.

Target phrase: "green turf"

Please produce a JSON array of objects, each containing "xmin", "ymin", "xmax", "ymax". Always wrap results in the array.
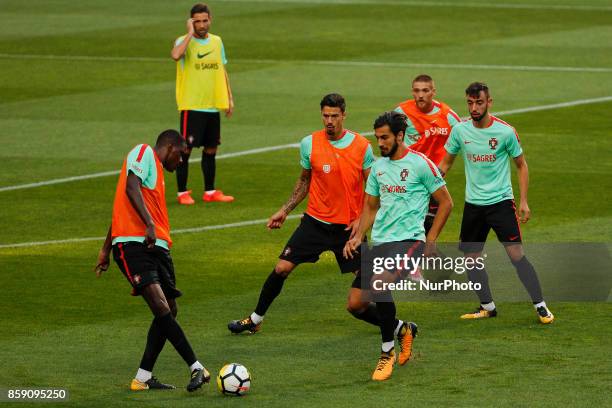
[{"xmin": 1, "ymin": 0, "xmax": 611, "ymax": 406}]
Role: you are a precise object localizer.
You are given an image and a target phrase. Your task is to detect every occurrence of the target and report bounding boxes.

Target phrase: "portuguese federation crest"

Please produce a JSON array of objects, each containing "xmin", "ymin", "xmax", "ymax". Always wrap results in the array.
[
  {"xmin": 400, "ymin": 169, "xmax": 409, "ymax": 181},
  {"xmin": 489, "ymin": 137, "xmax": 498, "ymax": 150}
]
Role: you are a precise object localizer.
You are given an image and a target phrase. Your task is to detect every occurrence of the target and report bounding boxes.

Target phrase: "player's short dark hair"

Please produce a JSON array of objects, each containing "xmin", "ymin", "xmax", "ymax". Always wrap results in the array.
[
  {"xmin": 466, "ymin": 82, "xmax": 490, "ymax": 98},
  {"xmin": 156, "ymin": 129, "xmax": 185, "ymax": 148},
  {"xmin": 412, "ymin": 74, "xmax": 433, "ymax": 84},
  {"xmin": 191, "ymin": 3, "xmax": 211, "ymax": 17},
  {"xmin": 320, "ymin": 93, "xmax": 346, "ymax": 112},
  {"xmin": 373, "ymin": 111, "xmax": 408, "ymax": 137}
]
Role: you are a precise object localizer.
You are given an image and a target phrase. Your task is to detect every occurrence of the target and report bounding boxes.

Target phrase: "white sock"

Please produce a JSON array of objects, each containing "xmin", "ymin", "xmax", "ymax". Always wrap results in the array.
[
  {"xmin": 534, "ymin": 301, "xmax": 547, "ymax": 310},
  {"xmin": 394, "ymin": 320, "xmax": 404, "ymax": 336},
  {"xmin": 205, "ymin": 190, "xmax": 216, "ymax": 195},
  {"xmin": 481, "ymin": 301, "xmax": 496, "ymax": 311},
  {"xmin": 381, "ymin": 341, "xmax": 395, "ymax": 353},
  {"xmin": 250, "ymin": 312, "xmax": 264, "ymax": 325},
  {"xmin": 135, "ymin": 368, "xmax": 152, "ymax": 382},
  {"xmin": 177, "ymin": 191, "xmax": 189, "ymax": 197},
  {"xmin": 190, "ymin": 361, "xmax": 204, "ymax": 372}
]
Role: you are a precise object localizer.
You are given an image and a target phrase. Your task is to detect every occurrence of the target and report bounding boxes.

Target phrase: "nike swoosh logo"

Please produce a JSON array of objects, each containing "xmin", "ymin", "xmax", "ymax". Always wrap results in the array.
[
  {"xmin": 464, "ymin": 141, "xmax": 471, "ymax": 144},
  {"xmin": 197, "ymin": 50, "xmax": 214, "ymax": 59},
  {"xmin": 377, "ymin": 172, "xmax": 385, "ymax": 176}
]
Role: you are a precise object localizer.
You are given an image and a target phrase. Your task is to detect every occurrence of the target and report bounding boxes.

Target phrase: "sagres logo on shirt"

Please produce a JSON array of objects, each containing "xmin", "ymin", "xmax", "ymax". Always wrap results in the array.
[
  {"xmin": 381, "ymin": 184, "xmax": 407, "ymax": 193},
  {"xmin": 194, "ymin": 63, "xmax": 219, "ymax": 70}
]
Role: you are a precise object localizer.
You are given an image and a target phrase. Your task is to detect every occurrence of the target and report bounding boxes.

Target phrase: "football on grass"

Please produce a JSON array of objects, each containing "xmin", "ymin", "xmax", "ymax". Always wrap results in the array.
[{"xmin": 217, "ymin": 363, "xmax": 251, "ymax": 396}]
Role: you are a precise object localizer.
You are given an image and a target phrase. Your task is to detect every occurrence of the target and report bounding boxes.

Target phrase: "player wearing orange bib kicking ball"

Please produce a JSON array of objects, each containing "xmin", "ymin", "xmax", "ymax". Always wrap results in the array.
[{"xmin": 95, "ymin": 130, "xmax": 210, "ymax": 392}]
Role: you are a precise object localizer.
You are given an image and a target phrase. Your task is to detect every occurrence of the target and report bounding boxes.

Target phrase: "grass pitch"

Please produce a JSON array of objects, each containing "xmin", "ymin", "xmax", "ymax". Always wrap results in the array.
[{"xmin": 1, "ymin": 1, "xmax": 611, "ymax": 407}]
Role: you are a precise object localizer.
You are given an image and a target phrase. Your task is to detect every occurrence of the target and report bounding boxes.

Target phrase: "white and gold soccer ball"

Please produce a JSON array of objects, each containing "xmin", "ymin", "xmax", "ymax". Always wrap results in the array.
[{"xmin": 217, "ymin": 363, "xmax": 251, "ymax": 396}]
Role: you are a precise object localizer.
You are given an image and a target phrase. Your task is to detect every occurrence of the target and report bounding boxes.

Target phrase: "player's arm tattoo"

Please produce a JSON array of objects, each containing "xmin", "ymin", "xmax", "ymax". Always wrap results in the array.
[{"xmin": 282, "ymin": 169, "xmax": 311, "ymax": 214}]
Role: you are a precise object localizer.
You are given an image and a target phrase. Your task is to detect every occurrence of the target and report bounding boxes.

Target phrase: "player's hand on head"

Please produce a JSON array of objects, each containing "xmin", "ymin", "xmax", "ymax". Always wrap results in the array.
[{"xmin": 187, "ymin": 18, "xmax": 195, "ymax": 35}]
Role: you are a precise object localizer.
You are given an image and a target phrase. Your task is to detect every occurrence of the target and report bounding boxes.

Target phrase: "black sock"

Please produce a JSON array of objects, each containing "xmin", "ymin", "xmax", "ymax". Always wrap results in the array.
[
  {"xmin": 375, "ymin": 299, "xmax": 396, "ymax": 343},
  {"xmin": 139, "ymin": 318, "xmax": 167, "ymax": 372},
  {"xmin": 350, "ymin": 302, "xmax": 381, "ymax": 327},
  {"xmin": 202, "ymin": 152, "xmax": 216, "ymax": 191},
  {"xmin": 467, "ymin": 266, "xmax": 493, "ymax": 304},
  {"xmin": 176, "ymin": 151, "xmax": 191, "ymax": 192},
  {"xmin": 512, "ymin": 256, "xmax": 543, "ymax": 303},
  {"xmin": 154, "ymin": 312, "xmax": 197, "ymax": 367},
  {"xmin": 254, "ymin": 270, "xmax": 287, "ymax": 316}
]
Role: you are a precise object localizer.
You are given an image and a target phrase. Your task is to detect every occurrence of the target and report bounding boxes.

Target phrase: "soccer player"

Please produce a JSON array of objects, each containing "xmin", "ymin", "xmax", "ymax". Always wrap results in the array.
[
  {"xmin": 344, "ymin": 111, "xmax": 453, "ymax": 381},
  {"xmin": 439, "ymin": 82, "xmax": 554, "ymax": 324},
  {"xmin": 171, "ymin": 3, "xmax": 234, "ymax": 204},
  {"xmin": 227, "ymin": 95, "xmax": 415, "ymax": 357},
  {"xmin": 94, "ymin": 130, "xmax": 209, "ymax": 391},
  {"xmin": 394, "ymin": 74, "xmax": 461, "ymax": 233}
]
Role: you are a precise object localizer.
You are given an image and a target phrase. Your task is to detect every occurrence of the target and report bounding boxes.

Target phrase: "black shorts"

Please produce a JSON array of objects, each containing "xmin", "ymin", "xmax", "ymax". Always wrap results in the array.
[
  {"xmin": 180, "ymin": 110, "xmax": 221, "ymax": 148},
  {"xmin": 112, "ymin": 242, "xmax": 182, "ymax": 299},
  {"xmin": 459, "ymin": 199, "xmax": 522, "ymax": 253},
  {"xmin": 353, "ymin": 240, "xmax": 424, "ymax": 290},
  {"xmin": 279, "ymin": 213, "xmax": 361, "ymax": 274}
]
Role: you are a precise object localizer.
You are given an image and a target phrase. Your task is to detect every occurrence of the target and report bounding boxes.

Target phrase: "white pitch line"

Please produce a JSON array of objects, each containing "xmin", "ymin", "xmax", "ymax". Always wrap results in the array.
[
  {"xmin": 219, "ymin": 0, "xmax": 612, "ymax": 11},
  {"xmin": 216, "ymin": 143, "xmax": 299, "ymax": 159},
  {"xmin": 491, "ymin": 96, "xmax": 612, "ymax": 116},
  {"xmin": 2, "ymin": 95, "xmax": 611, "ymax": 248},
  {"xmin": 0, "ymin": 53, "xmax": 165, "ymax": 63},
  {"xmin": 0, "ymin": 215, "xmax": 302, "ymax": 249},
  {"xmin": 238, "ymin": 59, "xmax": 612, "ymax": 73},
  {"xmin": 359, "ymin": 95, "xmax": 612, "ymax": 136},
  {"xmin": 2, "ymin": 96, "xmax": 611, "ymax": 192},
  {"xmin": 1, "ymin": 96, "xmax": 610, "ymax": 192},
  {"xmin": 0, "ymin": 143, "xmax": 299, "ymax": 192},
  {"xmin": 0, "ymin": 53, "xmax": 610, "ymax": 73}
]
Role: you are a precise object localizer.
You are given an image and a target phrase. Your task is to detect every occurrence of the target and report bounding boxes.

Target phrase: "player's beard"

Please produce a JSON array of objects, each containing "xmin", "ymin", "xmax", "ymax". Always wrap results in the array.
[
  {"xmin": 471, "ymin": 108, "xmax": 488, "ymax": 122},
  {"xmin": 381, "ymin": 141, "xmax": 398, "ymax": 158}
]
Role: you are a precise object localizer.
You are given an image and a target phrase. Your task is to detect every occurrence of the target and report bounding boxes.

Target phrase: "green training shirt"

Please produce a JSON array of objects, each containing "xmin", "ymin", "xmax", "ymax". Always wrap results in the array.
[
  {"xmin": 365, "ymin": 149, "xmax": 446, "ymax": 243},
  {"xmin": 444, "ymin": 116, "xmax": 523, "ymax": 206}
]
